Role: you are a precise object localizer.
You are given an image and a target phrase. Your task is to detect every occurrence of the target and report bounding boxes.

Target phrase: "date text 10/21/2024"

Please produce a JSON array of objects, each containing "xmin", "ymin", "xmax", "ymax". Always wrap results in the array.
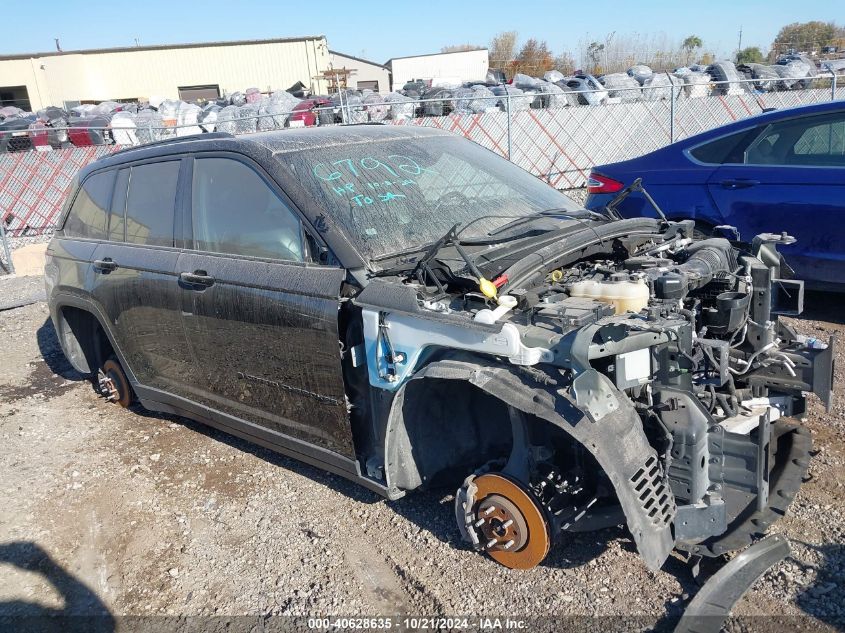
[{"xmin": 307, "ymin": 617, "xmax": 529, "ymax": 630}]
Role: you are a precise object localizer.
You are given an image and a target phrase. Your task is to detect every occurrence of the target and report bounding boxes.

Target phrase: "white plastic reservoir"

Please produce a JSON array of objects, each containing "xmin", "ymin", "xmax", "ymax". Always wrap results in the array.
[{"xmin": 569, "ymin": 278, "xmax": 649, "ymax": 314}]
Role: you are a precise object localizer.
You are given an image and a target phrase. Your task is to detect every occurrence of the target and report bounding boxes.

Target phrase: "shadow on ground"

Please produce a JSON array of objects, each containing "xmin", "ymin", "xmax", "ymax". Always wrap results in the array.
[
  {"xmin": 36, "ymin": 317, "xmax": 84, "ymax": 382},
  {"xmin": 0, "ymin": 541, "xmax": 114, "ymax": 633}
]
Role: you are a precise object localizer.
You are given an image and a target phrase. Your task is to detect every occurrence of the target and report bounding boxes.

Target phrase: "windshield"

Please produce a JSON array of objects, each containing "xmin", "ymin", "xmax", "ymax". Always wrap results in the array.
[{"xmin": 284, "ymin": 135, "xmax": 583, "ymax": 259}]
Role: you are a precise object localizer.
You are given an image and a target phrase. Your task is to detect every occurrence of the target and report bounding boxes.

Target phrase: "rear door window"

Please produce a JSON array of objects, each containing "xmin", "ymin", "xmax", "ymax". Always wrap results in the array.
[
  {"xmin": 125, "ymin": 161, "xmax": 180, "ymax": 247},
  {"xmin": 107, "ymin": 168, "xmax": 129, "ymax": 242},
  {"xmin": 191, "ymin": 157, "xmax": 304, "ymax": 262},
  {"xmin": 688, "ymin": 128, "xmax": 760, "ymax": 165},
  {"xmin": 63, "ymin": 171, "xmax": 115, "ymax": 239}
]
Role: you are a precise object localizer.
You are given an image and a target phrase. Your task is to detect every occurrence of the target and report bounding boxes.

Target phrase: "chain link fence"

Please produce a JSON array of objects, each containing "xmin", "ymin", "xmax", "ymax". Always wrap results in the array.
[{"xmin": 0, "ymin": 72, "xmax": 843, "ymax": 268}]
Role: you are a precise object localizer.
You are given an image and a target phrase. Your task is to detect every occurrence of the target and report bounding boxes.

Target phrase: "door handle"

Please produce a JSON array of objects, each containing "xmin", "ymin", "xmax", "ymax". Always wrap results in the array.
[
  {"xmin": 720, "ymin": 179, "xmax": 760, "ymax": 190},
  {"xmin": 179, "ymin": 270, "xmax": 215, "ymax": 287},
  {"xmin": 93, "ymin": 257, "xmax": 118, "ymax": 272}
]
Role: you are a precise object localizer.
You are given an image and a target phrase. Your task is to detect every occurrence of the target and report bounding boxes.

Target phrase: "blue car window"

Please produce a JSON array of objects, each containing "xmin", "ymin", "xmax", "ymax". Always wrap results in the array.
[
  {"xmin": 688, "ymin": 128, "xmax": 760, "ymax": 165},
  {"xmin": 745, "ymin": 112, "xmax": 845, "ymax": 167}
]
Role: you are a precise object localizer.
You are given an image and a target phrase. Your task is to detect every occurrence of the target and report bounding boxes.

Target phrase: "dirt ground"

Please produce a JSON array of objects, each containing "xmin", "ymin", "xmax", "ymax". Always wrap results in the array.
[{"xmin": 0, "ymin": 274, "xmax": 843, "ymax": 631}]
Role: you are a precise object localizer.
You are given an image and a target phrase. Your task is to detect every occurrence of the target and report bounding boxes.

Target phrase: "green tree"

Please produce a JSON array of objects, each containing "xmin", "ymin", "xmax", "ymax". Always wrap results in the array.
[
  {"xmin": 736, "ymin": 46, "xmax": 764, "ymax": 64},
  {"xmin": 771, "ymin": 21, "xmax": 837, "ymax": 57},
  {"xmin": 682, "ymin": 35, "xmax": 703, "ymax": 64}
]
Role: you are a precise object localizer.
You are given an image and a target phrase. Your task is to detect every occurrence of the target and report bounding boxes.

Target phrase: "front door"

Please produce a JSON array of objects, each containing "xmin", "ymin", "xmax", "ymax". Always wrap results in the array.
[
  {"xmin": 177, "ymin": 155, "xmax": 354, "ymax": 459},
  {"xmin": 707, "ymin": 110, "xmax": 845, "ymax": 286}
]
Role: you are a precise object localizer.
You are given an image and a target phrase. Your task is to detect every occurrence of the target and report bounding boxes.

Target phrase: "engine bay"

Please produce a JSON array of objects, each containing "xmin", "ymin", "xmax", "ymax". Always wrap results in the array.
[{"xmin": 352, "ymin": 216, "xmax": 833, "ymax": 570}]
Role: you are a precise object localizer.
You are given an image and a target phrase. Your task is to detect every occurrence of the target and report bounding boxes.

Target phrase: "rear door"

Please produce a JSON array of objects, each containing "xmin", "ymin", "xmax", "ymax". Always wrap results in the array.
[
  {"xmin": 706, "ymin": 111, "xmax": 845, "ymax": 285},
  {"xmin": 89, "ymin": 159, "xmax": 195, "ymax": 392},
  {"xmin": 51, "ymin": 171, "xmax": 114, "ymax": 299},
  {"xmin": 176, "ymin": 154, "xmax": 354, "ymax": 459}
]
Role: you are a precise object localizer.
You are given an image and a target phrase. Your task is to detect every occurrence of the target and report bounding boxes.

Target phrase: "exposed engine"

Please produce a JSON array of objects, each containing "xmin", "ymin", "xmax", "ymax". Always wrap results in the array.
[{"xmin": 352, "ymin": 218, "xmax": 833, "ymax": 571}]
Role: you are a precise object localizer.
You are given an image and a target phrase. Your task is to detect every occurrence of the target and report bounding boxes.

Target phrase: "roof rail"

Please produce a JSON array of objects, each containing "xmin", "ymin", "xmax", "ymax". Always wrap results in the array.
[{"xmin": 110, "ymin": 131, "xmax": 234, "ymax": 157}]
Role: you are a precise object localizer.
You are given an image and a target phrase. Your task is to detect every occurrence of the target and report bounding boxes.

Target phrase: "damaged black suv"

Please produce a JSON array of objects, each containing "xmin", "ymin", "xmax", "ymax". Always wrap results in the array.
[{"xmin": 47, "ymin": 126, "xmax": 833, "ymax": 583}]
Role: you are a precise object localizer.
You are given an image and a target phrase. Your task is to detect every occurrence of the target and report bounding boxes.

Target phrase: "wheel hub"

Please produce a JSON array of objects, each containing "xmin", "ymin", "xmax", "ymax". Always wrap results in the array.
[
  {"xmin": 98, "ymin": 370, "xmax": 119, "ymax": 402},
  {"xmin": 459, "ymin": 472, "xmax": 551, "ymax": 570}
]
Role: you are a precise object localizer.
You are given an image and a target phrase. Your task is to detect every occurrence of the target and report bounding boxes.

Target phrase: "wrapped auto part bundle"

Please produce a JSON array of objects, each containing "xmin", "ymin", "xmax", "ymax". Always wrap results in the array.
[
  {"xmin": 543, "ymin": 70, "xmax": 565, "ymax": 84},
  {"xmin": 535, "ymin": 81, "xmax": 570, "ymax": 108},
  {"xmin": 468, "ymin": 85, "xmax": 498, "ymax": 112},
  {"xmin": 555, "ymin": 83, "xmax": 581, "ymax": 107},
  {"xmin": 362, "ymin": 93, "xmax": 389, "ymax": 121},
  {"xmin": 256, "ymin": 100, "xmax": 276, "ymax": 131},
  {"xmin": 336, "ymin": 93, "xmax": 368, "ymax": 123},
  {"xmin": 110, "ymin": 111, "xmax": 138, "ymax": 146},
  {"xmin": 215, "ymin": 105, "xmax": 240, "ymax": 135},
  {"xmin": 706, "ymin": 61, "xmax": 746, "ymax": 95},
  {"xmin": 245, "ymin": 87, "xmax": 262, "ymax": 104},
  {"xmin": 383, "ymin": 92, "xmax": 416, "ymax": 121},
  {"xmin": 93, "ymin": 101, "xmax": 121, "ymax": 116},
  {"xmin": 199, "ymin": 104, "xmax": 220, "ymax": 132},
  {"xmin": 492, "ymin": 85, "xmax": 531, "ymax": 111},
  {"xmin": 641, "ymin": 73, "xmax": 681, "ymax": 101},
  {"xmin": 36, "ymin": 107, "xmax": 68, "ymax": 127},
  {"xmin": 599, "ymin": 73, "xmax": 641, "ymax": 101},
  {"xmin": 134, "ymin": 110, "xmax": 166, "ymax": 143},
  {"xmin": 316, "ymin": 102, "xmax": 335, "ymax": 126},
  {"xmin": 176, "ymin": 102, "xmax": 202, "ymax": 136},
  {"xmin": 29, "ymin": 107, "xmax": 69, "ymax": 150},
  {"xmin": 158, "ymin": 99, "xmax": 181, "ymax": 128},
  {"xmin": 770, "ymin": 63, "xmax": 806, "ymax": 90},
  {"xmin": 235, "ymin": 104, "xmax": 259, "ymax": 134},
  {"xmin": 485, "ymin": 69, "xmax": 506, "ymax": 84},
  {"xmin": 512, "ymin": 73, "xmax": 541, "ymax": 90},
  {"xmin": 678, "ymin": 72, "xmax": 711, "ymax": 98},
  {"xmin": 627, "ymin": 64, "xmax": 653, "ymax": 85},
  {"xmin": 70, "ymin": 104, "xmax": 98, "ymax": 118},
  {"xmin": 421, "ymin": 89, "xmax": 452, "ymax": 117},
  {"xmin": 741, "ymin": 63, "xmax": 779, "ymax": 92},
  {"xmin": 451, "ymin": 87, "xmax": 475, "ymax": 114},
  {"xmin": 229, "ymin": 92, "xmax": 246, "ymax": 107},
  {"xmin": 269, "ymin": 90, "xmax": 301, "ymax": 120},
  {"xmin": 781, "ymin": 59, "xmax": 814, "ymax": 89},
  {"xmin": 0, "ymin": 106, "xmax": 25, "ymax": 119}
]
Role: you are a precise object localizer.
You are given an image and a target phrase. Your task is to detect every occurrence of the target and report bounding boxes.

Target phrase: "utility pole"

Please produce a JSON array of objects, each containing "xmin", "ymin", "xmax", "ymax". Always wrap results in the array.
[{"xmin": 737, "ymin": 26, "xmax": 743, "ymax": 60}]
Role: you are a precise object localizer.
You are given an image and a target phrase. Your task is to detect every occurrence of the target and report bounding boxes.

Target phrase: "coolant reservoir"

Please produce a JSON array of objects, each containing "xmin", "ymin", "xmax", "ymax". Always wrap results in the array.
[{"xmin": 569, "ymin": 278, "xmax": 649, "ymax": 314}]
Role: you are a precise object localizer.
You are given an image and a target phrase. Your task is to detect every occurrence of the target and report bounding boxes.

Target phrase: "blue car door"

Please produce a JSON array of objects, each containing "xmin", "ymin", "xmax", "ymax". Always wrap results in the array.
[{"xmin": 706, "ymin": 110, "xmax": 845, "ymax": 286}]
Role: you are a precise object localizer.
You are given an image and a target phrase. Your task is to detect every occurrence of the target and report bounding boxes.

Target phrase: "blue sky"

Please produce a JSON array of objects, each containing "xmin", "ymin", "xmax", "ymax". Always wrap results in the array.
[{"xmin": 1, "ymin": 0, "xmax": 841, "ymax": 63}]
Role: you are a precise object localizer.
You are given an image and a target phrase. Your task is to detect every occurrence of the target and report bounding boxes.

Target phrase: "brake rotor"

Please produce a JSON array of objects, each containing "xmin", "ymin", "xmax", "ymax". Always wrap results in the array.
[{"xmin": 471, "ymin": 473, "xmax": 551, "ymax": 570}]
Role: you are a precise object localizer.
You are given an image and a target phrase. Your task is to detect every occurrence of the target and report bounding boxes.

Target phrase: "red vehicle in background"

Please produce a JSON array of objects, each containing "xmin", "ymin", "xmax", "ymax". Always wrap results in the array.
[{"xmin": 287, "ymin": 98, "xmax": 334, "ymax": 127}]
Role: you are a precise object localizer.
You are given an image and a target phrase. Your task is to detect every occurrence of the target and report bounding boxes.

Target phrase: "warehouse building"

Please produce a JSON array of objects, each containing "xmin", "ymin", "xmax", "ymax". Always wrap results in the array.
[
  {"xmin": 329, "ymin": 51, "xmax": 390, "ymax": 93},
  {"xmin": 385, "ymin": 49, "xmax": 489, "ymax": 90},
  {"xmin": 0, "ymin": 35, "xmax": 331, "ymax": 112}
]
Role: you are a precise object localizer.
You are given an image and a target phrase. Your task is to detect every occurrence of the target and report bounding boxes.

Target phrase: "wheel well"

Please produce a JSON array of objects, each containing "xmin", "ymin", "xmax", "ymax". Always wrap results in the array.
[
  {"xmin": 386, "ymin": 377, "xmax": 513, "ymax": 491},
  {"xmin": 57, "ymin": 306, "xmax": 113, "ymax": 375}
]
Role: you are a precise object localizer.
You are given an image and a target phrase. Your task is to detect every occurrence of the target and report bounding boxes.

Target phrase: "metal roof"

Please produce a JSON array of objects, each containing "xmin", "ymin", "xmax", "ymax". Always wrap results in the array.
[
  {"xmin": 0, "ymin": 35, "xmax": 326, "ymax": 61},
  {"xmin": 329, "ymin": 50, "xmax": 389, "ymax": 71},
  {"xmin": 384, "ymin": 48, "xmax": 488, "ymax": 66}
]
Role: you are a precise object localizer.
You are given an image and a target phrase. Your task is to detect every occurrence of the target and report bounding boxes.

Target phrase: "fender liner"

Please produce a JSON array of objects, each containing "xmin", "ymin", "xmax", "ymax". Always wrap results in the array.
[{"xmin": 384, "ymin": 357, "xmax": 677, "ymax": 570}]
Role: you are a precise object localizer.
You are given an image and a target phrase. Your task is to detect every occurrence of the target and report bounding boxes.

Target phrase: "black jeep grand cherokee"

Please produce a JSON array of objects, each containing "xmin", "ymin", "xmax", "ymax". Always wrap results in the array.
[{"xmin": 46, "ymin": 126, "xmax": 832, "ymax": 579}]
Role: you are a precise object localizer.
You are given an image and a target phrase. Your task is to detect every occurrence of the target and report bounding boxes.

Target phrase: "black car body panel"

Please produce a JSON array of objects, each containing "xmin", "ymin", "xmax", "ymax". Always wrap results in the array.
[{"xmin": 46, "ymin": 126, "xmax": 832, "ymax": 576}]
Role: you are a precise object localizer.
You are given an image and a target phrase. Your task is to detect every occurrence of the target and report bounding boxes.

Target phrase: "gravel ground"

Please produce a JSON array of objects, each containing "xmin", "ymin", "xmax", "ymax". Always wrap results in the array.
[{"xmin": 0, "ymin": 275, "xmax": 842, "ymax": 631}]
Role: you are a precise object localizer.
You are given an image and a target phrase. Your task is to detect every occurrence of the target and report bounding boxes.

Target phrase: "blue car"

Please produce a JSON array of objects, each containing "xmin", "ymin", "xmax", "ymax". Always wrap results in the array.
[{"xmin": 585, "ymin": 101, "xmax": 845, "ymax": 288}]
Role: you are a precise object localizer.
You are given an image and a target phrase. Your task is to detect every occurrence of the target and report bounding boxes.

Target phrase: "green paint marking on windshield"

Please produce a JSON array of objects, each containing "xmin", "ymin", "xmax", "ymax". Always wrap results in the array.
[
  {"xmin": 313, "ymin": 156, "xmax": 436, "ymax": 185},
  {"xmin": 360, "ymin": 157, "xmax": 399, "ymax": 178}
]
